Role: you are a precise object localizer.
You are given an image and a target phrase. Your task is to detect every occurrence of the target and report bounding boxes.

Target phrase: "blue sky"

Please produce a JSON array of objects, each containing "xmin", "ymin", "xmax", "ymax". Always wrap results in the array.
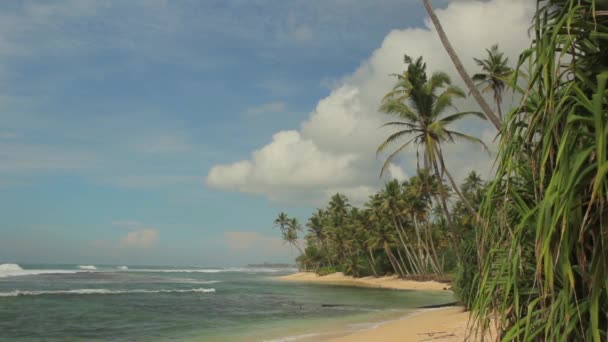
[{"xmin": 0, "ymin": 0, "xmax": 532, "ymax": 266}]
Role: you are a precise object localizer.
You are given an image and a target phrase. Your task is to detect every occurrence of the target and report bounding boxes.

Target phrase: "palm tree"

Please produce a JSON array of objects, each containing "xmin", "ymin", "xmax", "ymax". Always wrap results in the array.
[
  {"xmin": 274, "ymin": 212, "xmax": 290, "ymax": 233},
  {"xmin": 288, "ymin": 218, "xmax": 303, "ymax": 233},
  {"xmin": 461, "ymin": 171, "xmax": 484, "ymax": 196},
  {"xmin": 377, "ymin": 55, "xmax": 487, "ymax": 251},
  {"xmin": 282, "ymin": 225, "xmax": 303, "ymax": 255},
  {"xmin": 377, "ymin": 180, "xmax": 424, "ymax": 274},
  {"xmin": 421, "ymin": 0, "xmax": 501, "ymax": 131},
  {"xmin": 306, "ymin": 209, "xmax": 326, "ymax": 246},
  {"xmin": 473, "ymin": 44, "xmax": 513, "ymax": 120},
  {"xmin": 327, "ymin": 193, "xmax": 349, "ymax": 223}
]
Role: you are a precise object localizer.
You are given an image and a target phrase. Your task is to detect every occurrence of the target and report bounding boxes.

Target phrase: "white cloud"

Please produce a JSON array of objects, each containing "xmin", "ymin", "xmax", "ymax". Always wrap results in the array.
[
  {"xmin": 244, "ymin": 101, "xmax": 287, "ymax": 116},
  {"xmin": 120, "ymin": 228, "xmax": 159, "ymax": 248},
  {"xmin": 206, "ymin": 0, "xmax": 533, "ymax": 205}
]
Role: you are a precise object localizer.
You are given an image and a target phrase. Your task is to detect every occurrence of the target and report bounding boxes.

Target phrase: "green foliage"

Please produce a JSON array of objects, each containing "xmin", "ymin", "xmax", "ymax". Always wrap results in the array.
[
  {"xmin": 470, "ymin": 1, "xmax": 608, "ymax": 340},
  {"xmin": 272, "ymin": 170, "xmax": 483, "ymax": 280},
  {"xmin": 316, "ymin": 266, "xmax": 341, "ymax": 276}
]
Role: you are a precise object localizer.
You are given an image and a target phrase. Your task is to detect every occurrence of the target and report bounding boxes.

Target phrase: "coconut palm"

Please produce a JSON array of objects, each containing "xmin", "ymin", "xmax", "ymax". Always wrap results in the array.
[
  {"xmin": 377, "ymin": 55, "xmax": 487, "ymax": 249},
  {"xmin": 282, "ymin": 225, "xmax": 303, "ymax": 255},
  {"xmin": 274, "ymin": 212, "xmax": 290, "ymax": 233},
  {"xmin": 421, "ymin": 0, "xmax": 501, "ymax": 131},
  {"xmin": 473, "ymin": 44, "xmax": 513, "ymax": 120},
  {"xmin": 327, "ymin": 193, "xmax": 349, "ymax": 223},
  {"xmin": 377, "ymin": 180, "xmax": 424, "ymax": 274},
  {"xmin": 306, "ymin": 209, "xmax": 326, "ymax": 246}
]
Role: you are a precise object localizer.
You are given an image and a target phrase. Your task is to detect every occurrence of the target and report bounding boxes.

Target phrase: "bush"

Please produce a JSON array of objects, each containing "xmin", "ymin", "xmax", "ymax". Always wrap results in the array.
[{"xmin": 316, "ymin": 266, "xmax": 341, "ymax": 276}]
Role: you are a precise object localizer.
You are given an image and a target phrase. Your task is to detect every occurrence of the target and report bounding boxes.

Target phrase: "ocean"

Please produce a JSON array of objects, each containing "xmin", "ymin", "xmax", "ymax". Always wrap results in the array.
[{"xmin": 0, "ymin": 263, "xmax": 454, "ymax": 341}]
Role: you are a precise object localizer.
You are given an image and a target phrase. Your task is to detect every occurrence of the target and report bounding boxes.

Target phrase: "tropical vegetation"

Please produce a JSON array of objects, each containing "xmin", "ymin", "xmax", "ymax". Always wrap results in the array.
[
  {"xmin": 275, "ymin": 171, "xmax": 485, "ymax": 278},
  {"xmin": 273, "ymin": 0, "xmax": 607, "ymax": 340}
]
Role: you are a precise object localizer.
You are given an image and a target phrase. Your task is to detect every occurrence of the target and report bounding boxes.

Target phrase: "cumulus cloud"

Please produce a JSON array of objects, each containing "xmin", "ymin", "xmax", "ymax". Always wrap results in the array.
[
  {"xmin": 120, "ymin": 228, "xmax": 159, "ymax": 248},
  {"xmin": 206, "ymin": 0, "xmax": 534, "ymax": 205}
]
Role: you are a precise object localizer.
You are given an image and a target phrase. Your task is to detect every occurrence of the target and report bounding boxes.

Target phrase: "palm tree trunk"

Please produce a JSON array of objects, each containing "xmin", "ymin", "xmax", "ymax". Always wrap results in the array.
[
  {"xmin": 393, "ymin": 217, "xmax": 424, "ymax": 274},
  {"xmin": 386, "ymin": 246, "xmax": 406, "ymax": 276},
  {"xmin": 395, "ymin": 247, "xmax": 410, "ymax": 275},
  {"xmin": 496, "ymin": 96, "xmax": 503, "ymax": 120},
  {"xmin": 430, "ymin": 155, "xmax": 462, "ymax": 258},
  {"xmin": 422, "ymin": 0, "xmax": 502, "ymax": 131},
  {"xmin": 366, "ymin": 251, "xmax": 378, "ymax": 277},
  {"xmin": 436, "ymin": 146, "xmax": 481, "ymax": 222},
  {"xmin": 414, "ymin": 216, "xmax": 441, "ymax": 274},
  {"xmin": 395, "ymin": 216, "xmax": 425, "ymax": 272},
  {"xmin": 408, "ymin": 215, "xmax": 427, "ymax": 269},
  {"xmin": 367, "ymin": 250, "xmax": 379, "ymax": 277}
]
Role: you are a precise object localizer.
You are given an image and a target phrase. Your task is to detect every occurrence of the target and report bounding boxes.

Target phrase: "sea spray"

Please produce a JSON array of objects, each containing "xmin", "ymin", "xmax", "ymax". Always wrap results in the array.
[
  {"xmin": 0, "ymin": 264, "xmax": 78, "ymax": 278},
  {"xmin": 0, "ymin": 288, "xmax": 216, "ymax": 297}
]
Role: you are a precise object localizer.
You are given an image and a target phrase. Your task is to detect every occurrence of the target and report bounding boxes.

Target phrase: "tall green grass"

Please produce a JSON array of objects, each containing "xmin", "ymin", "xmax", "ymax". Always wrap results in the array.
[{"xmin": 471, "ymin": 1, "xmax": 608, "ymax": 340}]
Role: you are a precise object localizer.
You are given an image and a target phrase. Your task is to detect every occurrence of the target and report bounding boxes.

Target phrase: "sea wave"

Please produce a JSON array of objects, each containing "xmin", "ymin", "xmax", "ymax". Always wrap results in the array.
[
  {"xmin": 78, "ymin": 265, "xmax": 97, "ymax": 270},
  {"xmin": 0, "ymin": 288, "xmax": 216, "ymax": 297},
  {"xmin": 0, "ymin": 264, "xmax": 79, "ymax": 278},
  {"xmin": 117, "ymin": 266, "xmax": 129, "ymax": 270},
  {"xmin": 128, "ymin": 267, "xmax": 297, "ymax": 274}
]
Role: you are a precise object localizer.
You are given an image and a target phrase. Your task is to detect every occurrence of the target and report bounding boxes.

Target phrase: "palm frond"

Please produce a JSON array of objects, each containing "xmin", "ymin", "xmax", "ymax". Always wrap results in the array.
[{"xmin": 439, "ymin": 111, "xmax": 486, "ymax": 125}]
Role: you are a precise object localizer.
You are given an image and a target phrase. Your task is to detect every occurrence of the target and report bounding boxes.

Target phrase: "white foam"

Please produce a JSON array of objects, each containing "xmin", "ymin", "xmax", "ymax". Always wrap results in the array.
[
  {"xmin": 179, "ymin": 279, "xmax": 222, "ymax": 284},
  {"xmin": 0, "ymin": 263, "xmax": 23, "ymax": 272},
  {"xmin": 0, "ymin": 264, "xmax": 78, "ymax": 278},
  {"xmin": 78, "ymin": 265, "xmax": 97, "ymax": 270},
  {"xmin": 117, "ymin": 266, "xmax": 129, "ymax": 270},
  {"xmin": 0, "ymin": 287, "xmax": 216, "ymax": 297},
  {"xmin": 127, "ymin": 267, "xmax": 297, "ymax": 274}
]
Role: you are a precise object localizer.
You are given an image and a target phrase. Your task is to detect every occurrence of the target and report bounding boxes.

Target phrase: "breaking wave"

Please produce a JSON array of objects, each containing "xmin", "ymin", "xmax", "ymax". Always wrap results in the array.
[
  {"xmin": 0, "ymin": 288, "xmax": 216, "ymax": 297},
  {"xmin": 78, "ymin": 265, "xmax": 97, "ymax": 270},
  {"xmin": 128, "ymin": 267, "xmax": 297, "ymax": 274},
  {"xmin": 0, "ymin": 264, "xmax": 78, "ymax": 278}
]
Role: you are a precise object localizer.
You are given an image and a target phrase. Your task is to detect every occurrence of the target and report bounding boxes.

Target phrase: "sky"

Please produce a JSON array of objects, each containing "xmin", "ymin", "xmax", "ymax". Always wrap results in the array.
[{"xmin": 0, "ymin": 0, "xmax": 534, "ymax": 267}]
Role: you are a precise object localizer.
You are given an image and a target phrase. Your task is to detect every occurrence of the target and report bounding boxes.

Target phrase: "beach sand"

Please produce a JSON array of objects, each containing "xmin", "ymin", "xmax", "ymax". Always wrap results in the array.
[
  {"xmin": 278, "ymin": 272, "xmax": 491, "ymax": 341},
  {"xmin": 329, "ymin": 306, "xmax": 484, "ymax": 342},
  {"xmin": 278, "ymin": 272, "xmax": 451, "ymax": 291}
]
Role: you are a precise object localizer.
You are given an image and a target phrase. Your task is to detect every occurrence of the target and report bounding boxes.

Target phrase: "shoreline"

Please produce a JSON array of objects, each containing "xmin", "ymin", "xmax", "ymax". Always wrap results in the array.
[
  {"xmin": 327, "ymin": 306, "xmax": 483, "ymax": 342},
  {"xmin": 274, "ymin": 272, "xmax": 486, "ymax": 342},
  {"xmin": 277, "ymin": 272, "xmax": 452, "ymax": 292}
]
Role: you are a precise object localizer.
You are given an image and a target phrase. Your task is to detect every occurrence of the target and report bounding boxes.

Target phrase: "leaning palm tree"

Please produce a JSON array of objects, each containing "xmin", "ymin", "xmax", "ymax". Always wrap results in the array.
[
  {"xmin": 473, "ymin": 44, "xmax": 513, "ymax": 120},
  {"xmin": 282, "ymin": 227, "xmax": 303, "ymax": 255},
  {"xmin": 377, "ymin": 55, "xmax": 487, "ymax": 250},
  {"xmin": 421, "ymin": 0, "xmax": 501, "ymax": 131}
]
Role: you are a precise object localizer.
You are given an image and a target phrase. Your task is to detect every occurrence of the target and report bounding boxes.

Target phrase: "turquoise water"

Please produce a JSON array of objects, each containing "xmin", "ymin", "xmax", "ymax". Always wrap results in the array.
[{"xmin": 0, "ymin": 263, "xmax": 454, "ymax": 341}]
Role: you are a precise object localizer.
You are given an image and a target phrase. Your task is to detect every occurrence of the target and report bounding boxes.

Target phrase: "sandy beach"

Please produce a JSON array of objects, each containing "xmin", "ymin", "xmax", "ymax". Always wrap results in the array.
[
  {"xmin": 278, "ymin": 272, "xmax": 452, "ymax": 291},
  {"xmin": 330, "ymin": 306, "xmax": 482, "ymax": 342},
  {"xmin": 278, "ymin": 272, "xmax": 490, "ymax": 341}
]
